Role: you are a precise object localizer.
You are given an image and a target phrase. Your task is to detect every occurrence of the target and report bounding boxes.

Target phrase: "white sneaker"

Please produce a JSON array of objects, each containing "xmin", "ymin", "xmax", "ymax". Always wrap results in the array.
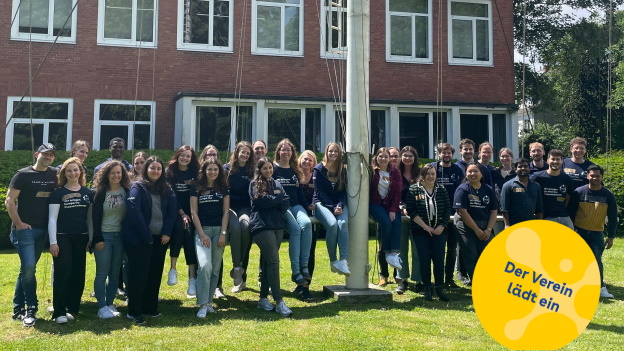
[
  {"xmin": 167, "ymin": 269, "xmax": 178, "ymax": 286},
  {"xmin": 187, "ymin": 278, "xmax": 197, "ymax": 297},
  {"xmin": 97, "ymin": 306, "xmax": 115, "ymax": 319},
  {"xmin": 107, "ymin": 305, "xmax": 121, "ymax": 317},
  {"xmin": 55, "ymin": 315, "xmax": 68, "ymax": 324},
  {"xmin": 386, "ymin": 253, "xmax": 403, "ymax": 270},
  {"xmin": 214, "ymin": 287, "xmax": 225, "ymax": 299},
  {"xmin": 231, "ymin": 281, "xmax": 247, "ymax": 293},
  {"xmin": 275, "ymin": 301, "xmax": 292, "ymax": 317},
  {"xmin": 257, "ymin": 298, "xmax": 274, "ymax": 311},
  {"xmin": 331, "ymin": 260, "xmax": 351, "ymax": 276},
  {"xmin": 230, "ymin": 267, "xmax": 245, "ymax": 286},
  {"xmin": 197, "ymin": 305, "xmax": 208, "ymax": 318},
  {"xmin": 65, "ymin": 313, "xmax": 75, "ymax": 321},
  {"xmin": 600, "ymin": 286, "xmax": 614, "ymax": 298}
]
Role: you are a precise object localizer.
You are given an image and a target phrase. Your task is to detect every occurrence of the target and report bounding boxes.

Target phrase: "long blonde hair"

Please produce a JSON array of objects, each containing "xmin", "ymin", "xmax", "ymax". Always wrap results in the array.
[
  {"xmin": 58, "ymin": 157, "xmax": 86, "ymax": 187},
  {"xmin": 321, "ymin": 142, "xmax": 346, "ymax": 191}
]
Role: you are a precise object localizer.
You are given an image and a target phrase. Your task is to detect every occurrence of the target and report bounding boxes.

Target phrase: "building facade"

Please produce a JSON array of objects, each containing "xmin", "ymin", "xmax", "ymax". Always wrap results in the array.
[{"xmin": 1, "ymin": 0, "xmax": 516, "ymax": 159}]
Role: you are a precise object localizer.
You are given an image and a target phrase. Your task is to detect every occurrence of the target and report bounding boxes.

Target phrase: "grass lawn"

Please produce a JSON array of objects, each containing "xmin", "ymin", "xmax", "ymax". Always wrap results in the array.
[{"xmin": 0, "ymin": 238, "xmax": 622, "ymax": 350}]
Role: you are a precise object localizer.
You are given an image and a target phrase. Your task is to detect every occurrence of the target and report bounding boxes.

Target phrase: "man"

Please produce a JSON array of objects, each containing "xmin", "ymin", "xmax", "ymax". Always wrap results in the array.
[
  {"xmin": 456, "ymin": 138, "xmax": 493, "ymax": 188},
  {"xmin": 500, "ymin": 158, "xmax": 544, "ymax": 228},
  {"xmin": 528, "ymin": 142, "xmax": 548, "ymax": 173},
  {"xmin": 93, "ymin": 137, "xmax": 131, "ymax": 175},
  {"xmin": 6, "ymin": 144, "xmax": 58, "ymax": 327},
  {"xmin": 252, "ymin": 140, "xmax": 267, "ymax": 163},
  {"xmin": 530, "ymin": 149, "xmax": 574, "ymax": 229},
  {"xmin": 432, "ymin": 143, "xmax": 464, "ymax": 288},
  {"xmin": 569, "ymin": 165, "xmax": 618, "ymax": 298},
  {"xmin": 562, "ymin": 137, "xmax": 594, "ymax": 189}
]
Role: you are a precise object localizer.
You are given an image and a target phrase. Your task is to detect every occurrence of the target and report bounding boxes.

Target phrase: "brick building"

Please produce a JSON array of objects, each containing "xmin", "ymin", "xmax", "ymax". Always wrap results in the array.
[{"xmin": 1, "ymin": 0, "xmax": 516, "ymax": 159}]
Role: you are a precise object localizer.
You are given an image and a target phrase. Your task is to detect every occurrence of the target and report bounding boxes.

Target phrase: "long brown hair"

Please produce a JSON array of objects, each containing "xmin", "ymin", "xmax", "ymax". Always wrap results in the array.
[
  {"xmin": 93, "ymin": 160, "xmax": 131, "ymax": 194},
  {"xmin": 166, "ymin": 145, "xmax": 200, "ymax": 181},
  {"xmin": 228, "ymin": 141, "xmax": 254, "ymax": 178},
  {"xmin": 199, "ymin": 144, "xmax": 219, "ymax": 165},
  {"xmin": 58, "ymin": 157, "xmax": 86, "ymax": 187},
  {"xmin": 196, "ymin": 158, "xmax": 228, "ymax": 194},
  {"xmin": 399, "ymin": 146, "xmax": 420, "ymax": 184},
  {"xmin": 321, "ymin": 142, "xmax": 346, "ymax": 191},
  {"xmin": 141, "ymin": 156, "xmax": 171, "ymax": 196},
  {"xmin": 274, "ymin": 138, "xmax": 303, "ymax": 181},
  {"xmin": 253, "ymin": 157, "xmax": 274, "ymax": 196}
]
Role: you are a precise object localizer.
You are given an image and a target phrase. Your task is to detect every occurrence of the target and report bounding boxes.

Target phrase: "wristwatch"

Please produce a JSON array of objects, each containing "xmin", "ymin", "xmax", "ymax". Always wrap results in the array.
[{"xmin": 221, "ymin": 230, "xmax": 227, "ymax": 235}]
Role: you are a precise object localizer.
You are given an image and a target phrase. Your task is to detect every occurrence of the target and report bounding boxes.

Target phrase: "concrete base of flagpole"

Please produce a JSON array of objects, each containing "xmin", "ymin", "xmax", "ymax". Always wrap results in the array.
[{"xmin": 323, "ymin": 284, "xmax": 393, "ymax": 303}]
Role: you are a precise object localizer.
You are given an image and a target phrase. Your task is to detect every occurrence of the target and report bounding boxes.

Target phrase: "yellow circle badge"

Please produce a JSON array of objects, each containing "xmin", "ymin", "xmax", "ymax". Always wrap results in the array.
[{"xmin": 473, "ymin": 220, "xmax": 600, "ymax": 350}]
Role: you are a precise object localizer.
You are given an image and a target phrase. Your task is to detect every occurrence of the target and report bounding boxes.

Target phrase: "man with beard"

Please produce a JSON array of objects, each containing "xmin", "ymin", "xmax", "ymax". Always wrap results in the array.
[
  {"xmin": 456, "ymin": 139, "xmax": 493, "ymax": 188},
  {"xmin": 563, "ymin": 137, "xmax": 594, "ymax": 189},
  {"xmin": 529, "ymin": 149, "xmax": 574, "ymax": 229},
  {"xmin": 94, "ymin": 137, "xmax": 131, "ymax": 175},
  {"xmin": 500, "ymin": 158, "xmax": 543, "ymax": 227},
  {"xmin": 529, "ymin": 142, "xmax": 548, "ymax": 173}
]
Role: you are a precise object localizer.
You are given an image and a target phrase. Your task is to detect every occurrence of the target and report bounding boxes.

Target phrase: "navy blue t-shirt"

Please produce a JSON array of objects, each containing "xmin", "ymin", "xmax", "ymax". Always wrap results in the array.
[
  {"xmin": 49, "ymin": 186, "xmax": 93, "ymax": 234},
  {"xmin": 453, "ymin": 183, "xmax": 498, "ymax": 221},
  {"xmin": 191, "ymin": 187, "xmax": 228, "ymax": 227},
  {"xmin": 562, "ymin": 158, "xmax": 594, "ymax": 189},
  {"xmin": 273, "ymin": 165, "xmax": 308, "ymax": 208},
  {"xmin": 432, "ymin": 161, "xmax": 464, "ymax": 199},
  {"xmin": 167, "ymin": 168, "xmax": 195, "ymax": 214},
  {"xmin": 529, "ymin": 171, "xmax": 574, "ymax": 218}
]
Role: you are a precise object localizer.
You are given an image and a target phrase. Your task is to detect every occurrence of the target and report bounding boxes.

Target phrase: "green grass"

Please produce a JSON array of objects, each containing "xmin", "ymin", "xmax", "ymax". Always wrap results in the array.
[{"xmin": 0, "ymin": 239, "xmax": 622, "ymax": 350}]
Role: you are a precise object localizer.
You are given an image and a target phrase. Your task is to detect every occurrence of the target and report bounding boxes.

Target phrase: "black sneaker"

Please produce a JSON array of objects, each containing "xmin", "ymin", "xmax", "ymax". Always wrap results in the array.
[
  {"xmin": 395, "ymin": 281, "xmax": 408, "ymax": 295},
  {"xmin": 22, "ymin": 307, "xmax": 37, "ymax": 327},
  {"xmin": 292, "ymin": 285, "xmax": 304, "ymax": 294},
  {"xmin": 134, "ymin": 315, "xmax": 146, "ymax": 325},
  {"xmin": 301, "ymin": 286, "xmax": 313, "ymax": 301},
  {"xmin": 12, "ymin": 307, "xmax": 25, "ymax": 321},
  {"xmin": 446, "ymin": 281, "xmax": 461, "ymax": 289}
]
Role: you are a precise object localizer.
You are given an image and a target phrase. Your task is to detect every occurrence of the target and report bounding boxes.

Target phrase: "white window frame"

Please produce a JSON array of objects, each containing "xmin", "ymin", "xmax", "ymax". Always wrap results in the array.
[
  {"xmin": 93, "ymin": 99, "xmax": 155, "ymax": 150},
  {"xmin": 5, "ymin": 96, "xmax": 74, "ymax": 150},
  {"xmin": 265, "ymin": 105, "xmax": 326, "ymax": 152},
  {"xmin": 177, "ymin": 0, "xmax": 234, "ymax": 52},
  {"xmin": 448, "ymin": 0, "xmax": 493, "ymax": 66},
  {"xmin": 320, "ymin": 0, "xmax": 347, "ymax": 59},
  {"xmin": 97, "ymin": 0, "xmax": 158, "ymax": 48},
  {"xmin": 251, "ymin": 0, "xmax": 304, "ymax": 57},
  {"xmin": 191, "ymin": 102, "xmax": 255, "ymax": 151},
  {"xmin": 385, "ymin": 0, "xmax": 433, "ymax": 63},
  {"xmin": 10, "ymin": 0, "xmax": 78, "ymax": 43}
]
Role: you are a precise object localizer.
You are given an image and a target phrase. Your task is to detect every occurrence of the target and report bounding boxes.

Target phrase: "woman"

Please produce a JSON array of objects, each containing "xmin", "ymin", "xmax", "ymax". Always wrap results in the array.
[
  {"xmin": 273, "ymin": 139, "xmax": 313, "ymax": 292},
  {"xmin": 48, "ymin": 157, "xmax": 93, "ymax": 324},
  {"xmin": 387, "ymin": 146, "xmax": 401, "ymax": 168},
  {"xmin": 122, "ymin": 156, "xmax": 177, "ymax": 325},
  {"xmin": 166, "ymin": 145, "xmax": 200, "ymax": 297},
  {"xmin": 191, "ymin": 158, "xmax": 229, "ymax": 317},
  {"xmin": 296, "ymin": 150, "xmax": 318, "ymax": 300},
  {"xmin": 406, "ymin": 164, "xmax": 451, "ymax": 301},
  {"xmin": 92, "ymin": 160, "xmax": 130, "ymax": 319},
  {"xmin": 129, "ymin": 151, "xmax": 148, "ymax": 181},
  {"xmin": 453, "ymin": 162, "xmax": 498, "ymax": 285},
  {"xmin": 225, "ymin": 141, "xmax": 254, "ymax": 292},
  {"xmin": 249, "ymin": 157, "xmax": 292, "ymax": 317},
  {"xmin": 370, "ymin": 147, "xmax": 403, "ymax": 279},
  {"xmin": 491, "ymin": 148, "xmax": 516, "ymax": 199},
  {"xmin": 395, "ymin": 146, "xmax": 421, "ymax": 293},
  {"xmin": 199, "ymin": 144, "xmax": 220, "ymax": 164},
  {"xmin": 313, "ymin": 142, "xmax": 349, "ymax": 275}
]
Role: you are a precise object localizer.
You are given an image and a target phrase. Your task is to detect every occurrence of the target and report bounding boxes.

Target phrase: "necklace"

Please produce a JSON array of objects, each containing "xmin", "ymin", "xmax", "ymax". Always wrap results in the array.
[{"xmin": 421, "ymin": 183, "xmax": 438, "ymax": 228}]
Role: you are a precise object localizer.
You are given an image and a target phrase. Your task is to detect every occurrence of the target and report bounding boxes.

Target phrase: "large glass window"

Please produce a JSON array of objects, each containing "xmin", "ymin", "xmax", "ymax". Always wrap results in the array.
[
  {"xmin": 11, "ymin": 0, "xmax": 77, "ymax": 43},
  {"xmin": 98, "ymin": 0, "xmax": 157, "ymax": 47},
  {"xmin": 267, "ymin": 107, "xmax": 322, "ymax": 151},
  {"xmin": 386, "ymin": 0, "xmax": 431, "ymax": 63},
  {"xmin": 95, "ymin": 100, "xmax": 154, "ymax": 150},
  {"xmin": 321, "ymin": 0, "xmax": 347, "ymax": 58},
  {"xmin": 399, "ymin": 112, "xmax": 429, "ymax": 158},
  {"xmin": 195, "ymin": 105, "xmax": 253, "ymax": 151},
  {"xmin": 335, "ymin": 109, "xmax": 346, "ymax": 146},
  {"xmin": 492, "ymin": 113, "xmax": 507, "ymax": 161},
  {"xmin": 178, "ymin": 0, "xmax": 232, "ymax": 52},
  {"xmin": 5, "ymin": 97, "xmax": 72, "ymax": 150},
  {"xmin": 252, "ymin": 0, "xmax": 303, "ymax": 56},
  {"xmin": 432, "ymin": 111, "xmax": 447, "ymax": 146},
  {"xmin": 370, "ymin": 109, "xmax": 386, "ymax": 149},
  {"xmin": 449, "ymin": 0, "xmax": 492, "ymax": 65},
  {"xmin": 460, "ymin": 113, "xmax": 488, "ymax": 149}
]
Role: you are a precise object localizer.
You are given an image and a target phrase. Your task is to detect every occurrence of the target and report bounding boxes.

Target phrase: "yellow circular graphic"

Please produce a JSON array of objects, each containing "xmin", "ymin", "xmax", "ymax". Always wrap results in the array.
[{"xmin": 473, "ymin": 220, "xmax": 600, "ymax": 350}]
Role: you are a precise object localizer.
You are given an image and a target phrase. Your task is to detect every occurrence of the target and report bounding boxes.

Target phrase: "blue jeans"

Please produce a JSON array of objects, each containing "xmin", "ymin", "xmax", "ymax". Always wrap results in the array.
[
  {"xmin": 94, "ymin": 232, "xmax": 124, "ymax": 308},
  {"xmin": 369, "ymin": 204, "xmax": 401, "ymax": 252},
  {"xmin": 195, "ymin": 226, "xmax": 225, "ymax": 305},
  {"xmin": 286, "ymin": 205, "xmax": 313, "ymax": 277},
  {"xmin": 576, "ymin": 228, "xmax": 606, "ymax": 285},
  {"xmin": 10, "ymin": 228, "xmax": 46, "ymax": 309},
  {"xmin": 315, "ymin": 203, "xmax": 349, "ymax": 262}
]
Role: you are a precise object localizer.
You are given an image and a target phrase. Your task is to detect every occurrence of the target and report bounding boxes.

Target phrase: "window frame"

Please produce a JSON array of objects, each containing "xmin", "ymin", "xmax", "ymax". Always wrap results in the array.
[
  {"xmin": 177, "ymin": 0, "xmax": 234, "ymax": 52},
  {"xmin": 93, "ymin": 99, "xmax": 156, "ymax": 150},
  {"xmin": 97, "ymin": 0, "xmax": 159, "ymax": 48},
  {"xmin": 265, "ymin": 104, "xmax": 324, "ymax": 152},
  {"xmin": 320, "ymin": 0, "xmax": 347, "ymax": 59},
  {"xmin": 251, "ymin": 0, "xmax": 304, "ymax": 57},
  {"xmin": 192, "ymin": 102, "xmax": 254, "ymax": 152},
  {"xmin": 5, "ymin": 96, "xmax": 74, "ymax": 150},
  {"xmin": 447, "ymin": 0, "xmax": 493, "ymax": 66},
  {"xmin": 10, "ymin": 0, "xmax": 78, "ymax": 43},
  {"xmin": 385, "ymin": 0, "xmax": 433, "ymax": 63}
]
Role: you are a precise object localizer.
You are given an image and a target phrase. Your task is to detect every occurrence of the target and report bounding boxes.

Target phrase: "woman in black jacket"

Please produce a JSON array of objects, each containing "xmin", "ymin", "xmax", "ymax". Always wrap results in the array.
[{"xmin": 249, "ymin": 157, "xmax": 292, "ymax": 317}]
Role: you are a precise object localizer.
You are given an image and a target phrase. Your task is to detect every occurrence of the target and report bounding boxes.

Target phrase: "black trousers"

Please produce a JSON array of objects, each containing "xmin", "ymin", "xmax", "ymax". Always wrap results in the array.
[
  {"xmin": 169, "ymin": 217, "xmax": 197, "ymax": 265},
  {"xmin": 125, "ymin": 236, "xmax": 169, "ymax": 316},
  {"xmin": 413, "ymin": 229, "xmax": 447, "ymax": 287},
  {"xmin": 444, "ymin": 221, "xmax": 458, "ymax": 283},
  {"xmin": 52, "ymin": 234, "xmax": 88, "ymax": 318}
]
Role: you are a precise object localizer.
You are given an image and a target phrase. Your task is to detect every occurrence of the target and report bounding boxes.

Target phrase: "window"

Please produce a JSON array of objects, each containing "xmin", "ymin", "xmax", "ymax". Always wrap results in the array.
[
  {"xmin": 448, "ymin": 0, "xmax": 492, "ymax": 65},
  {"xmin": 432, "ymin": 111, "xmax": 447, "ymax": 145},
  {"xmin": 11, "ymin": 0, "xmax": 78, "ymax": 43},
  {"xmin": 178, "ymin": 0, "xmax": 233, "ymax": 52},
  {"xmin": 94, "ymin": 100, "xmax": 155, "ymax": 150},
  {"xmin": 252, "ymin": 0, "xmax": 303, "ymax": 56},
  {"xmin": 5, "ymin": 97, "xmax": 72, "ymax": 150},
  {"xmin": 399, "ymin": 112, "xmax": 429, "ymax": 158},
  {"xmin": 334, "ymin": 109, "xmax": 346, "ymax": 146},
  {"xmin": 460, "ymin": 113, "xmax": 488, "ymax": 148},
  {"xmin": 267, "ymin": 107, "xmax": 322, "ymax": 152},
  {"xmin": 492, "ymin": 113, "xmax": 506, "ymax": 161},
  {"xmin": 386, "ymin": 0, "xmax": 432, "ymax": 63},
  {"xmin": 98, "ymin": 0, "xmax": 158, "ymax": 47},
  {"xmin": 195, "ymin": 105, "xmax": 252, "ymax": 151},
  {"xmin": 370, "ymin": 109, "xmax": 386, "ymax": 149},
  {"xmin": 321, "ymin": 0, "xmax": 347, "ymax": 58}
]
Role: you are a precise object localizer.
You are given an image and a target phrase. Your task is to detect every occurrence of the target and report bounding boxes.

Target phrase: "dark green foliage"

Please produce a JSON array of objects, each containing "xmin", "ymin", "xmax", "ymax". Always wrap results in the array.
[{"xmin": 519, "ymin": 121, "xmax": 575, "ymax": 157}]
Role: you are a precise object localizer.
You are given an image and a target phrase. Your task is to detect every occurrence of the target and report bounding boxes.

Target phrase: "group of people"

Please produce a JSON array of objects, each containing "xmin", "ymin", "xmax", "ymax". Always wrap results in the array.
[{"xmin": 7, "ymin": 135, "xmax": 618, "ymax": 327}]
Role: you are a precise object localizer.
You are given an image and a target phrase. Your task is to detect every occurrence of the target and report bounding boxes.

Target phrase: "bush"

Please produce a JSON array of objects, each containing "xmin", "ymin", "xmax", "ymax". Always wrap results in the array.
[{"xmin": 593, "ymin": 151, "xmax": 624, "ymax": 236}]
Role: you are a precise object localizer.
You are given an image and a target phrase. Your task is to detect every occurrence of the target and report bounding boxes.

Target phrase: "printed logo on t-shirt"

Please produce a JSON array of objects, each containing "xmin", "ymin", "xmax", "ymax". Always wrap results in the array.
[
  {"xmin": 35, "ymin": 191, "xmax": 51, "ymax": 197},
  {"xmin": 559, "ymin": 184, "xmax": 567, "ymax": 194}
]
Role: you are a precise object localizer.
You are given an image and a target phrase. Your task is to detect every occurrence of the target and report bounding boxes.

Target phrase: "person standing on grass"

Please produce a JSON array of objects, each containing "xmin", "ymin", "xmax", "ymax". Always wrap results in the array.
[
  {"xmin": 406, "ymin": 164, "xmax": 451, "ymax": 302},
  {"xmin": 129, "ymin": 151, "xmax": 148, "ymax": 182},
  {"xmin": 250, "ymin": 157, "xmax": 292, "ymax": 317},
  {"xmin": 568, "ymin": 164, "xmax": 618, "ymax": 299},
  {"xmin": 491, "ymin": 148, "xmax": 516, "ymax": 200},
  {"xmin": 94, "ymin": 137, "xmax": 132, "ymax": 176},
  {"xmin": 253, "ymin": 140, "xmax": 267, "ymax": 163},
  {"xmin": 191, "ymin": 158, "xmax": 230, "ymax": 317},
  {"xmin": 199, "ymin": 144, "xmax": 220, "ymax": 164},
  {"xmin": 528, "ymin": 142, "xmax": 548, "ymax": 173},
  {"xmin": 456, "ymin": 139, "xmax": 493, "ymax": 188},
  {"xmin": 376, "ymin": 146, "xmax": 401, "ymax": 284},
  {"xmin": 478, "ymin": 142, "xmax": 496, "ymax": 174},
  {"xmin": 273, "ymin": 139, "xmax": 313, "ymax": 295},
  {"xmin": 58, "ymin": 140, "xmax": 90, "ymax": 178},
  {"xmin": 92, "ymin": 160, "xmax": 130, "ymax": 319},
  {"xmin": 122, "ymin": 156, "xmax": 177, "ymax": 325},
  {"xmin": 48, "ymin": 157, "xmax": 93, "ymax": 324},
  {"xmin": 295, "ymin": 150, "xmax": 318, "ymax": 300},
  {"xmin": 563, "ymin": 137, "xmax": 595, "ymax": 189},
  {"xmin": 370, "ymin": 147, "xmax": 403, "ymax": 281},
  {"xmin": 313, "ymin": 142, "xmax": 350, "ymax": 276},
  {"xmin": 165, "ymin": 145, "xmax": 200, "ymax": 298},
  {"xmin": 500, "ymin": 158, "xmax": 543, "ymax": 228},
  {"xmin": 7, "ymin": 143, "xmax": 58, "ymax": 327}
]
